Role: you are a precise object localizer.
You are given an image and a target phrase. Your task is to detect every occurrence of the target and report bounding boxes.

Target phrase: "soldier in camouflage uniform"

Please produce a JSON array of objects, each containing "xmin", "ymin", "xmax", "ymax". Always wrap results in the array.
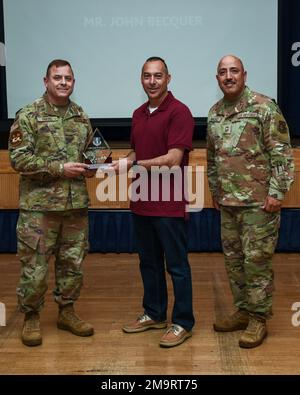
[
  {"xmin": 8, "ymin": 59, "xmax": 95, "ymax": 346},
  {"xmin": 207, "ymin": 55, "xmax": 294, "ymax": 348}
]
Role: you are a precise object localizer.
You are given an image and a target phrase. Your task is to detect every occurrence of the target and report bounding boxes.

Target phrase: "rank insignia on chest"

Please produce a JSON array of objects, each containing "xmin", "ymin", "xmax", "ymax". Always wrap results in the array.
[{"xmin": 224, "ymin": 125, "xmax": 231, "ymax": 134}]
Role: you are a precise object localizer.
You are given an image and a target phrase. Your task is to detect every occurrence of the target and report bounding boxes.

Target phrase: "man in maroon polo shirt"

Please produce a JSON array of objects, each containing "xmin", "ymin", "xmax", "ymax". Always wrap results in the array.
[{"xmin": 113, "ymin": 57, "xmax": 195, "ymax": 347}]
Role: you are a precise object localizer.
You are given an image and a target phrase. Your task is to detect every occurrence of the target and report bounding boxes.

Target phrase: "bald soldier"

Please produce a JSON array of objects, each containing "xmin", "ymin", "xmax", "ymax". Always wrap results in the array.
[
  {"xmin": 9, "ymin": 59, "xmax": 95, "ymax": 346},
  {"xmin": 207, "ymin": 55, "xmax": 294, "ymax": 348}
]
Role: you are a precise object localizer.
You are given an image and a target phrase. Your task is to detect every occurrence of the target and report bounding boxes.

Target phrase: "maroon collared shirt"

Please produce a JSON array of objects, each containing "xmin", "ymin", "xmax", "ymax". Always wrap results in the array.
[{"xmin": 130, "ymin": 91, "xmax": 194, "ymax": 217}]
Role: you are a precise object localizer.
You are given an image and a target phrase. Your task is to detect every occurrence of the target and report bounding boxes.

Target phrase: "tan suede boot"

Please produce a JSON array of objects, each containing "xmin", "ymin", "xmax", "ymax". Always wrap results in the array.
[
  {"xmin": 239, "ymin": 316, "xmax": 267, "ymax": 348},
  {"xmin": 22, "ymin": 312, "xmax": 42, "ymax": 347},
  {"xmin": 213, "ymin": 309, "xmax": 249, "ymax": 332},
  {"xmin": 57, "ymin": 305, "xmax": 94, "ymax": 337}
]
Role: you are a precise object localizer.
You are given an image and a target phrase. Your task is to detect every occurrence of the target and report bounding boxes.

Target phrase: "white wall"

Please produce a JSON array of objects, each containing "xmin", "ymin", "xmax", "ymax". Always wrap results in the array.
[{"xmin": 4, "ymin": 0, "xmax": 277, "ymax": 118}]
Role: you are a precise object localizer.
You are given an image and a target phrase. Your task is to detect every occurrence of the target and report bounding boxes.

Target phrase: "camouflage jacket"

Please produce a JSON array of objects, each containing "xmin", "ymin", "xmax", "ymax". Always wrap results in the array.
[
  {"xmin": 9, "ymin": 94, "xmax": 93, "ymax": 211},
  {"xmin": 207, "ymin": 86, "xmax": 294, "ymax": 206}
]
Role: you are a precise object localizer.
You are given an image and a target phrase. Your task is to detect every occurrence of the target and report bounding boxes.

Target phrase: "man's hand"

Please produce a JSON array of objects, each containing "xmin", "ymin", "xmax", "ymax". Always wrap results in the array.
[
  {"xmin": 110, "ymin": 158, "xmax": 132, "ymax": 174},
  {"xmin": 83, "ymin": 169, "xmax": 97, "ymax": 178},
  {"xmin": 263, "ymin": 196, "xmax": 282, "ymax": 212},
  {"xmin": 212, "ymin": 198, "xmax": 220, "ymax": 210},
  {"xmin": 63, "ymin": 162, "xmax": 89, "ymax": 178}
]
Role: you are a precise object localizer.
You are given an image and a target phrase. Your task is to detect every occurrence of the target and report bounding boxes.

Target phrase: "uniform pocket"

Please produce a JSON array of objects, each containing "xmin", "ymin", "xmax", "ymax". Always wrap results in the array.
[
  {"xmin": 209, "ymin": 123, "xmax": 223, "ymax": 150},
  {"xmin": 36, "ymin": 120, "xmax": 66, "ymax": 154},
  {"xmin": 17, "ymin": 212, "xmax": 41, "ymax": 251},
  {"xmin": 228, "ymin": 120, "xmax": 247, "ymax": 147},
  {"xmin": 248, "ymin": 211, "xmax": 280, "ymax": 241}
]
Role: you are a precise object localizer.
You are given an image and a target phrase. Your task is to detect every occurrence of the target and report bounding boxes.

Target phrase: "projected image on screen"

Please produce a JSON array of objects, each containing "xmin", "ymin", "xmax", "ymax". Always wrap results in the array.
[{"xmin": 3, "ymin": 0, "xmax": 277, "ymax": 118}]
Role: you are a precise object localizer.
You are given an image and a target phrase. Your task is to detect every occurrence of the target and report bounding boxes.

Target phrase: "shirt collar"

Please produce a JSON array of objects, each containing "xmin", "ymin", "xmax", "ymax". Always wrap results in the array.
[
  {"xmin": 142, "ymin": 91, "xmax": 174, "ymax": 114},
  {"xmin": 215, "ymin": 86, "xmax": 251, "ymax": 117},
  {"xmin": 42, "ymin": 93, "xmax": 81, "ymax": 117}
]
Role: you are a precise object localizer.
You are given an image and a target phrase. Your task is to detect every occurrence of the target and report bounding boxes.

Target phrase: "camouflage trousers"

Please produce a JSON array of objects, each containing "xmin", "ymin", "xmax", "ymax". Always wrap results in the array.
[
  {"xmin": 220, "ymin": 205, "xmax": 280, "ymax": 318},
  {"xmin": 16, "ymin": 209, "xmax": 89, "ymax": 313}
]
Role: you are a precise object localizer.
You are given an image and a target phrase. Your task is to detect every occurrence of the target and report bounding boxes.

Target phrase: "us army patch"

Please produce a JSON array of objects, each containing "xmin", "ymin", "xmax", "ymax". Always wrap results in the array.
[
  {"xmin": 237, "ymin": 112, "xmax": 259, "ymax": 119},
  {"xmin": 278, "ymin": 121, "xmax": 287, "ymax": 134},
  {"xmin": 10, "ymin": 130, "xmax": 23, "ymax": 147},
  {"xmin": 36, "ymin": 117, "xmax": 56, "ymax": 122},
  {"xmin": 209, "ymin": 116, "xmax": 223, "ymax": 123}
]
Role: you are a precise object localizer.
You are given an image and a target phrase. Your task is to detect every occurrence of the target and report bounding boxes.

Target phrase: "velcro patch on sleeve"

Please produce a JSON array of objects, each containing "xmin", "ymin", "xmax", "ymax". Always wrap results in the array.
[{"xmin": 9, "ymin": 130, "xmax": 23, "ymax": 147}]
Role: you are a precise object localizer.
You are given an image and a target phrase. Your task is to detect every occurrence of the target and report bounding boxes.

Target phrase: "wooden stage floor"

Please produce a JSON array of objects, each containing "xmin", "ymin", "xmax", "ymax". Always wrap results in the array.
[{"xmin": 0, "ymin": 252, "xmax": 300, "ymax": 375}]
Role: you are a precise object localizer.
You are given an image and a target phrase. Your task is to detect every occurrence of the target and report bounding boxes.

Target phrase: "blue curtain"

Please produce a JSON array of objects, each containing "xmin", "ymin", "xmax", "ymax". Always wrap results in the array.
[{"xmin": 1, "ymin": 209, "xmax": 300, "ymax": 253}]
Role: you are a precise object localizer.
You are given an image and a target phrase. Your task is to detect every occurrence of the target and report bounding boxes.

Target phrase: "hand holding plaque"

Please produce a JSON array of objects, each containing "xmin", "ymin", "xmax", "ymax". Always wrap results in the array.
[{"xmin": 83, "ymin": 128, "xmax": 112, "ymax": 170}]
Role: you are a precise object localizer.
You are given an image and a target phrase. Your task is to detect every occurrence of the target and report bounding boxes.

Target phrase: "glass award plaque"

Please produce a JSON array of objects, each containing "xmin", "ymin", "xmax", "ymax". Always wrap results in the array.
[{"xmin": 83, "ymin": 128, "xmax": 112, "ymax": 170}]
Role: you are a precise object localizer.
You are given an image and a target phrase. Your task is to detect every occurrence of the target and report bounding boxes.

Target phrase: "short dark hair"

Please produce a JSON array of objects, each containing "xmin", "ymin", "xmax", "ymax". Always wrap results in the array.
[
  {"xmin": 144, "ymin": 56, "xmax": 169, "ymax": 74},
  {"xmin": 46, "ymin": 59, "xmax": 74, "ymax": 77}
]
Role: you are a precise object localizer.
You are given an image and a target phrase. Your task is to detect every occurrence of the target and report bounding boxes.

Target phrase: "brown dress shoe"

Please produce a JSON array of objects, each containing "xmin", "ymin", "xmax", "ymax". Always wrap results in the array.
[
  {"xmin": 159, "ymin": 324, "xmax": 192, "ymax": 348},
  {"xmin": 122, "ymin": 313, "xmax": 167, "ymax": 333}
]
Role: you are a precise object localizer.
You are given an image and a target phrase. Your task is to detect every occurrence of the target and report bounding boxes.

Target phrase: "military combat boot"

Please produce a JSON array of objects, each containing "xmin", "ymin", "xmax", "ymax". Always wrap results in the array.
[
  {"xmin": 239, "ymin": 316, "xmax": 267, "ymax": 348},
  {"xmin": 57, "ymin": 304, "xmax": 94, "ymax": 337},
  {"xmin": 213, "ymin": 309, "xmax": 249, "ymax": 332},
  {"xmin": 22, "ymin": 311, "xmax": 42, "ymax": 346}
]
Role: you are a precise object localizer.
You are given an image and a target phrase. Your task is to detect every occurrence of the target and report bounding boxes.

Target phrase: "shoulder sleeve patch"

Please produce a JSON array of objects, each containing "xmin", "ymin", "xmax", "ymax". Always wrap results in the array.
[
  {"xmin": 9, "ymin": 130, "xmax": 23, "ymax": 147},
  {"xmin": 278, "ymin": 120, "xmax": 288, "ymax": 134}
]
